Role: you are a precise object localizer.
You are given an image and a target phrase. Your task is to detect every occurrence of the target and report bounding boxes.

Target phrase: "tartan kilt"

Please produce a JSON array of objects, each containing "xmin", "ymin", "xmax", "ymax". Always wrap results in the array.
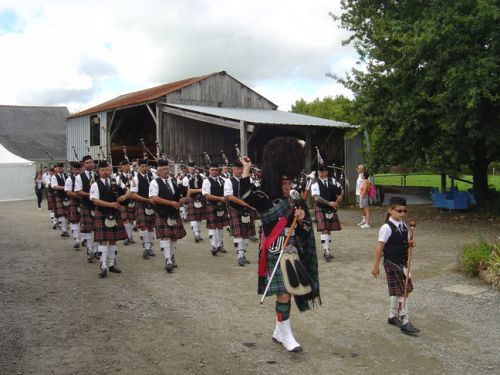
[
  {"xmin": 228, "ymin": 206, "xmax": 256, "ymax": 238},
  {"xmin": 135, "ymin": 201, "xmax": 156, "ymax": 231},
  {"xmin": 93, "ymin": 209, "xmax": 127, "ymax": 243},
  {"xmin": 187, "ymin": 197, "xmax": 207, "ymax": 221},
  {"xmin": 80, "ymin": 204, "xmax": 94, "ymax": 233},
  {"xmin": 155, "ymin": 213, "xmax": 186, "ymax": 240},
  {"xmin": 314, "ymin": 205, "xmax": 341, "ymax": 232},
  {"xmin": 47, "ymin": 190, "xmax": 54, "ymax": 211},
  {"xmin": 206, "ymin": 203, "xmax": 230, "ymax": 229},
  {"xmin": 257, "ymin": 249, "xmax": 286, "ymax": 296},
  {"xmin": 119, "ymin": 203, "xmax": 135, "ymax": 222},
  {"xmin": 53, "ymin": 196, "xmax": 66, "ymax": 218},
  {"xmin": 67, "ymin": 199, "xmax": 81, "ymax": 223},
  {"xmin": 383, "ymin": 261, "xmax": 414, "ymax": 296}
]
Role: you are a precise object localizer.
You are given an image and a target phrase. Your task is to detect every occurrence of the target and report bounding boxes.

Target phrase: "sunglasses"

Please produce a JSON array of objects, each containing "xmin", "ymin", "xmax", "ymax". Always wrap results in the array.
[{"xmin": 393, "ymin": 209, "xmax": 408, "ymax": 213}]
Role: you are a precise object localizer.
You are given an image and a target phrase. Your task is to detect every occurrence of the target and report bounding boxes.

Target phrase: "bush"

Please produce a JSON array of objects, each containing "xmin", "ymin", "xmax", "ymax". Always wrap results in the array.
[{"xmin": 460, "ymin": 240, "xmax": 493, "ymax": 277}]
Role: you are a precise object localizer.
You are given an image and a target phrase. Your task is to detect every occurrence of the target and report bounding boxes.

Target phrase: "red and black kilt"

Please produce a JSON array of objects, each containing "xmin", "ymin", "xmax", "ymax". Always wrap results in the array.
[
  {"xmin": 80, "ymin": 204, "xmax": 95, "ymax": 233},
  {"xmin": 155, "ymin": 213, "xmax": 186, "ymax": 240},
  {"xmin": 135, "ymin": 201, "xmax": 156, "ymax": 231},
  {"xmin": 67, "ymin": 199, "xmax": 81, "ymax": 223},
  {"xmin": 187, "ymin": 197, "xmax": 207, "ymax": 221},
  {"xmin": 228, "ymin": 206, "xmax": 256, "ymax": 238},
  {"xmin": 53, "ymin": 196, "xmax": 66, "ymax": 218},
  {"xmin": 314, "ymin": 206, "xmax": 341, "ymax": 232},
  {"xmin": 383, "ymin": 261, "xmax": 414, "ymax": 296},
  {"xmin": 93, "ymin": 209, "xmax": 127, "ymax": 243},
  {"xmin": 257, "ymin": 248, "xmax": 286, "ymax": 296},
  {"xmin": 206, "ymin": 203, "xmax": 230, "ymax": 229},
  {"xmin": 119, "ymin": 203, "xmax": 135, "ymax": 222},
  {"xmin": 47, "ymin": 190, "xmax": 54, "ymax": 211}
]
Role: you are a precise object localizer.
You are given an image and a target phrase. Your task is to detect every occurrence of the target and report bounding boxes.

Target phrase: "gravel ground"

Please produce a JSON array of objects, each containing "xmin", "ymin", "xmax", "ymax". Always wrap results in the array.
[{"xmin": 0, "ymin": 200, "xmax": 498, "ymax": 375}]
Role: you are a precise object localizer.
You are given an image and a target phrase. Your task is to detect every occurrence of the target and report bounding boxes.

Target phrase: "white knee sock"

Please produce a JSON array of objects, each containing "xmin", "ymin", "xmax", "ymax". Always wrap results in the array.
[
  {"xmin": 171, "ymin": 240, "xmax": 176, "ymax": 255},
  {"xmin": 234, "ymin": 238, "xmax": 244, "ymax": 258},
  {"xmin": 98, "ymin": 245, "xmax": 108, "ymax": 268},
  {"xmin": 59, "ymin": 217, "xmax": 67, "ymax": 232},
  {"xmin": 389, "ymin": 296, "xmax": 399, "ymax": 318},
  {"xmin": 320, "ymin": 234, "xmax": 329, "ymax": 252},
  {"xmin": 93, "ymin": 239, "xmax": 99, "ymax": 253},
  {"xmin": 125, "ymin": 223, "xmax": 133, "ymax": 239},
  {"xmin": 148, "ymin": 231, "xmax": 155, "ymax": 246},
  {"xmin": 108, "ymin": 245, "xmax": 117, "ymax": 267},
  {"xmin": 140, "ymin": 230, "xmax": 149, "ymax": 248},
  {"xmin": 398, "ymin": 297, "xmax": 409, "ymax": 324},
  {"xmin": 216, "ymin": 228, "xmax": 224, "ymax": 247},
  {"xmin": 191, "ymin": 221, "xmax": 200, "ymax": 235},
  {"xmin": 160, "ymin": 240, "xmax": 171, "ymax": 260},
  {"xmin": 208, "ymin": 229, "xmax": 217, "ymax": 247},
  {"xmin": 71, "ymin": 224, "xmax": 80, "ymax": 241}
]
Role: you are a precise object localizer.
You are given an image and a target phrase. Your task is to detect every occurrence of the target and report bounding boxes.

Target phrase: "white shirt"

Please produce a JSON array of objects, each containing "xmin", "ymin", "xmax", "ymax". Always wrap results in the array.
[
  {"xmin": 42, "ymin": 172, "xmax": 50, "ymax": 187},
  {"xmin": 51, "ymin": 174, "xmax": 65, "ymax": 188},
  {"xmin": 130, "ymin": 172, "xmax": 157, "ymax": 193},
  {"xmin": 311, "ymin": 178, "xmax": 341, "ymax": 197},
  {"xmin": 89, "ymin": 178, "xmax": 111, "ymax": 201},
  {"xmin": 74, "ymin": 170, "xmax": 94, "ymax": 192},
  {"xmin": 378, "ymin": 217, "xmax": 409, "ymax": 243},
  {"xmin": 202, "ymin": 176, "xmax": 223, "ymax": 196},
  {"xmin": 356, "ymin": 173, "xmax": 363, "ymax": 196},
  {"xmin": 224, "ymin": 176, "xmax": 237, "ymax": 196},
  {"xmin": 183, "ymin": 174, "xmax": 203, "ymax": 188},
  {"xmin": 149, "ymin": 177, "xmax": 175, "ymax": 198},
  {"xmin": 64, "ymin": 175, "xmax": 75, "ymax": 192}
]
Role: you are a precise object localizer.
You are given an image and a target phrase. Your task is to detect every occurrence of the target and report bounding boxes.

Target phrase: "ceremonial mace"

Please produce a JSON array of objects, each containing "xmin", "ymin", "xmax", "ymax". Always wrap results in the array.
[{"xmin": 403, "ymin": 220, "xmax": 417, "ymax": 309}]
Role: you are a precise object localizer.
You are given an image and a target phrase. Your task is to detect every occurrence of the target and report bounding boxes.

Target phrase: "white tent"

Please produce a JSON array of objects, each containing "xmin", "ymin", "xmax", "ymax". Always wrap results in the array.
[{"xmin": 0, "ymin": 142, "xmax": 36, "ymax": 201}]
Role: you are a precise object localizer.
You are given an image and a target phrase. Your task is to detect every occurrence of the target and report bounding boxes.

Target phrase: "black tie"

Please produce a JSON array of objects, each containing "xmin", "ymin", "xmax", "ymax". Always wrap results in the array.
[{"xmin": 104, "ymin": 179, "xmax": 109, "ymax": 187}]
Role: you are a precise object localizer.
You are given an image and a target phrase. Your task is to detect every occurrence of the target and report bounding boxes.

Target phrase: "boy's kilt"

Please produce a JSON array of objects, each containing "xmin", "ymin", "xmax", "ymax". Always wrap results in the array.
[
  {"xmin": 314, "ymin": 205, "xmax": 341, "ymax": 232},
  {"xmin": 53, "ymin": 196, "xmax": 66, "ymax": 218},
  {"xmin": 383, "ymin": 261, "xmax": 413, "ymax": 296},
  {"xmin": 228, "ymin": 206, "xmax": 256, "ymax": 238},
  {"xmin": 47, "ymin": 190, "xmax": 54, "ymax": 211},
  {"xmin": 94, "ymin": 209, "xmax": 127, "ymax": 243},
  {"xmin": 257, "ymin": 249, "xmax": 286, "ymax": 296},
  {"xmin": 206, "ymin": 203, "xmax": 229, "ymax": 229},
  {"xmin": 187, "ymin": 197, "xmax": 207, "ymax": 221},
  {"xmin": 119, "ymin": 203, "xmax": 135, "ymax": 222},
  {"xmin": 135, "ymin": 201, "xmax": 156, "ymax": 231},
  {"xmin": 67, "ymin": 198, "xmax": 81, "ymax": 223},
  {"xmin": 155, "ymin": 213, "xmax": 186, "ymax": 240},
  {"xmin": 80, "ymin": 204, "xmax": 94, "ymax": 233}
]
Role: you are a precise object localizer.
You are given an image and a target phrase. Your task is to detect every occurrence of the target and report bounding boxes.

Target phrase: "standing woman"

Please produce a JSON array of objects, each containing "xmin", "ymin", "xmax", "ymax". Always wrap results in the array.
[
  {"xmin": 34, "ymin": 169, "xmax": 44, "ymax": 209},
  {"xmin": 359, "ymin": 172, "xmax": 371, "ymax": 229},
  {"xmin": 240, "ymin": 137, "xmax": 320, "ymax": 352}
]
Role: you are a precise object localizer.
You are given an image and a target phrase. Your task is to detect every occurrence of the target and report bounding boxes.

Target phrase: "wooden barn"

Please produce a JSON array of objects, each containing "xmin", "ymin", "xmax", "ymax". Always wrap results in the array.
[{"xmin": 66, "ymin": 71, "xmax": 362, "ymax": 198}]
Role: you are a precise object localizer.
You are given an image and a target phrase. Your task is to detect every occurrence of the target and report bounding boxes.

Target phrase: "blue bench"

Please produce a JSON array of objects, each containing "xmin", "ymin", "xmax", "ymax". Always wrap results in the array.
[{"xmin": 432, "ymin": 188, "xmax": 475, "ymax": 210}]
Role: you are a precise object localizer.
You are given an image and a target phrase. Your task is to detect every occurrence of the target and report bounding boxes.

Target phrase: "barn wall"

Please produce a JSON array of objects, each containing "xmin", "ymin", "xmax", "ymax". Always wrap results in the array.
[
  {"xmin": 66, "ymin": 111, "xmax": 108, "ymax": 161},
  {"xmin": 164, "ymin": 72, "xmax": 277, "ymax": 109}
]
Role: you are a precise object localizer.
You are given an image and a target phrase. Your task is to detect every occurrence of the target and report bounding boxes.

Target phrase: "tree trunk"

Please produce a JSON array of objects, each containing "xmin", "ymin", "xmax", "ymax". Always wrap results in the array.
[
  {"xmin": 440, "ymin": 173, "xmax": 447, "ymax": 193},
  {"xmin": 471, "ymin": 147, "xmax": 490, "ymax": 208}
]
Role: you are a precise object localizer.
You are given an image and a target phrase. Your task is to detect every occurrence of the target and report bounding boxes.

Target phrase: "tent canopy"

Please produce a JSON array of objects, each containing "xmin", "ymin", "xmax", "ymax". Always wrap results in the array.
[{"xmin": 0, "ymin": 142, "xmax": 34, "ymax": 164}]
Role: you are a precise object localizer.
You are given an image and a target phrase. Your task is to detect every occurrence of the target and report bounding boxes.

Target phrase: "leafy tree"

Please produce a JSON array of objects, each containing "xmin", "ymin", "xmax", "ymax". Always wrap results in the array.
[
  {"xmin": 291, "ymin": 95, "xmax": 356, "ymax": 124},
  {"xmin": 333, "ymin": 0, "xmax": 500, "ymax": 206}
]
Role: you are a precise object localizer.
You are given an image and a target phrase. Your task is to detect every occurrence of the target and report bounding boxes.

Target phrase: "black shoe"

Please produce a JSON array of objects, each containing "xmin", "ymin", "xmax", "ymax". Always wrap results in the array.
[
  {"xmin": 123, "ymin": 238, "xmax": 130, "ymax": 246},
  {"xmin": 99, "ymin": 267, "xmax": 107, "ymax": 278},
  {"xmin": 195, "ymin": 234, "xmax": 203, "ymax": 243},
  {"xmin": 171, "ymin": 255, "xmax": 178, "ymax": 268},
  {"xmin": 388, "ymin": 317, "xmax": 403, "ymax": 328},
  {"xmin": 94, "ymin": 251, "xmax": 100, "ymax": 260},
  {"xmin": 52, "ymin": 223, "xmax": 57, "ymax": 230},
  {"xmin": 86, "ymin": 249, "xmax": 94, "ymax": 262},
  {"xmin": 238, "ymin": 257, "xmax": 246, "ymax": 267},
  {"xmin": 401, "ymin": 322, "xmax": 420, "ymax": 336},
  {"xmin": 211, "ymin": 246, "xmax": 218, "ymax": 256},
  {"xmin": 148, "ymin": 249, "xmax": 156, "ymax": 257},
  {"xmin": 218, "ymin": 246, "xmax": 227, "ymax": 253},
  {"xmin": 324, "ymin": 251, "xmax": 334, "ymax": 262},
  {"xmin": 143, "ymin": 249, "xmax": 150, "ymax": 259},
  {"xmin": 81, "ymin": 239, "xmax": 87, "ymax": 247},
  {"xmin": 109, "ymin": 265, "xmax": 122, "ymax": 273},
  {"xmin": 73, "ymin": 242, "xmax": 80, "ymax": 249},
  {"xmin": 61, "ymin": 231, "xmax": 69, "ymax": 238},
  {"xmin": 165, "ymin": 260, "xmax": 173, "ymax": 273}
]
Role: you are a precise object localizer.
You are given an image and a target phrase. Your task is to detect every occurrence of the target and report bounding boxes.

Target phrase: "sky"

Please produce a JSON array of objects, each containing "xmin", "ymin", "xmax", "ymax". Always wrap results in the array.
[{"xmin": 0, "ymin": 0, "xmax": 358, "ymax": 113}]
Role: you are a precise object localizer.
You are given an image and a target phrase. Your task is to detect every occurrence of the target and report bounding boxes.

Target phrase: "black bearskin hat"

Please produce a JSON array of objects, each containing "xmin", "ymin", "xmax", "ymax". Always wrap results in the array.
[{"xmin": 261, "ymin": 136, "xmax": 304, "ymax": 199}]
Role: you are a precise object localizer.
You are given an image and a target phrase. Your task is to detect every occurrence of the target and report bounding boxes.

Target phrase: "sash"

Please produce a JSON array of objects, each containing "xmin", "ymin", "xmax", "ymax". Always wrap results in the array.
[{"xmin": 258, "ymin": 214, "xmax": 289, "ymax": 277}]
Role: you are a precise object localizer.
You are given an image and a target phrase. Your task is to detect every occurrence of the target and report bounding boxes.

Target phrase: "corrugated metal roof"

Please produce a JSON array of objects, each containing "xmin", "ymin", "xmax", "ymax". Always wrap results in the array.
[
  {"xmin": 164, "ymin": 104, "xmax": 356, "ymax": 128},
  {"xmin": 67, "ymin": 72, "xmax": 222, "ymax": 119}
]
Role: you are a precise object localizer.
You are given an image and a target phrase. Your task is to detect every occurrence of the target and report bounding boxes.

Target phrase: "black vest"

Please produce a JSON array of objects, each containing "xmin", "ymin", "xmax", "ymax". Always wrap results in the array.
[
  {"xmin": 80, "ymin": 171, "xmax": 95, "ymax": 207},
  {"xmin": 55, "ymin": 174, "xmax": 67, "ymax": 198},
  {"xmin": 229, "ymin": 176, "xmax": 243, "ymax": 211},
  {"xmin": 137, "ymin": 173, "xmax": 151, "ymax": 198},
  {"xmin": 383, "ymin": 221, "xmax": 409, "ymax": 265},
  {"xmin": 96, "ymin": 179, "xmax": 116, "ymax": 214},
  {"xmin": 119, "ymin": 173, "xmax": 130, "ymax": 188},
  {"xmin": 155, "ymin": 178, "xmax": 181, "ymax": 217},
  {"xmin": 187, "ymin": 174, "xmax": 203, "ymax": 199},
  {"xmin": 208, "ymin": 176, "xmax": 224, "ymax": 197},
  {"xmin": 316, "ymin": 178, "xmax": 339, "ymax": 210}
]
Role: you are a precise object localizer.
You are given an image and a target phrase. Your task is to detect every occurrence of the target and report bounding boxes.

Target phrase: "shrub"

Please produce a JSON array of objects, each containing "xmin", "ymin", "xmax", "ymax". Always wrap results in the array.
[{"xmin": 460, "ymin": 240, "xmax": 493, "ymax": 277}]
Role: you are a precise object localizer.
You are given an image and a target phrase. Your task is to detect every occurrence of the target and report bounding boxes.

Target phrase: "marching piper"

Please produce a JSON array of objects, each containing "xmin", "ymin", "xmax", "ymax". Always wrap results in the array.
[
  {"xmin": 51, "ymin": 162, "xmax": 69, "ymax": 237},
  {"xmin": 224, "ymin": 159, "xmax": 256, "ymax": 266},
  {"xmin": 182, "ymin": 162, "xmax": 206, "ymax": 242},
  {"xmin": 202, "ymin": 162, "xmax": 229, "ymax": 256},
  {"xmin": 64, "ymin": 162, "xmax": 82, "ymax": 249},
  {"xmin": 44, "ymin": 167, "xmax": 58, "ymax": 229},
  {"xmin": 90, "ymin": 160, "xmax": 129, "ymax": 278},
  {"xmin": 116, "ymin": 160, "xmax": 136, "ymax": 245},
  {"xmin": 310, "ymin": 164, "xmax": 343, "ymax": 261},
  {"xmin": 149, "ymin": 159, "xmax": 187, "ymax": 273}
]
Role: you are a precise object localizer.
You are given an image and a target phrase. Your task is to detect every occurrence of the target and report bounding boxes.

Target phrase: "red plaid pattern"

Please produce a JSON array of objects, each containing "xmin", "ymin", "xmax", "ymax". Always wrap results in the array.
[
  {"xmin": 53, "ymin": 196, "xmax": 66, "ymax": 218},
  {"xmin": 155, "ymin": 213, "xmax": 186, "ymax": 240},
  {"xmin": 79, "ymin": 204, "xmax": 94, "ymax": 233},
  {"xmin": 119, "ymin": 203, "xmax": 135, "ymax": 222},
  {"xmin": 205, "ymin": 203, "xmax": 229, "ymax": 229},
  {"xmin": 314, "ymin": 205, "xmax": 341, "ymax": 232},
  {"xmin": 383, "ymin": 261, "xmax": 414, "ymax": 296},
  {"xmin": 46, "ymin": 190, "xmax": 54, "ymax": 211},
  {"xmin": 93, "ymin": 209, "xmax": 127, "ymax": 243},
  {"xmin": 67, "ymin": 198, "xmax": 81, "ymax": 223},
  {"xmin": 187, "ymin": 197, "xmax": 207, "ymax": 221},
  {"xmin": 134, "ymin": 201, "xmax": 156, "ymax": 231},
  {"xmin": 228, "ymin": 206, "xmax": 256, "ymax": 238}
]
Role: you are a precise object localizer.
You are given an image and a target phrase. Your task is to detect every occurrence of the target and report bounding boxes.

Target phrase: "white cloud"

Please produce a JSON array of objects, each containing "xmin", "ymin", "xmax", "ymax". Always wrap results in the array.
[{"xmin": 0, "ymin": 0, "xmax": 358, "ymax": 110}]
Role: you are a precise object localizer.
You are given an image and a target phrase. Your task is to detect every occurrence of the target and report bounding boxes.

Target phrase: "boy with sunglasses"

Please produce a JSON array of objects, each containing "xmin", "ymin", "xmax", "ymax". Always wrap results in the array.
[{"xmin": 371, "ymin": 196, "xmax": 420, "ymax": 336}]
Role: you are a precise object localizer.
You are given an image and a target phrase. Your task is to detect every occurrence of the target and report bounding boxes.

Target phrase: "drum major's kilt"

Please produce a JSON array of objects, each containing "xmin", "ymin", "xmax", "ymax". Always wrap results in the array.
[
  {"xmin": 93, "ymin": 209, "xmax": 127, "ymax": 243},
  {"xmin": 53, "ymin": 196, "xmax": 66, "ymax": 218},
  {"xmin": 383, "ymin": 261, "xmax": 413, "ymax": 296},
  {"xmin": 314, "ymin": 205, "xmax": 341, "ymax": 232},
  {"xmin": 228, "ymin": 206, "xmax": 256, "ymax": 238},
  {"xmin": 47, "ymin": 190, "xmax": 54, "ymax": 211},
  {"xmin": 155, "ymin": 213, "xmax": 186, "ymax": 240},
  {"xmin": 119, "ymin": 204, "xmax": 135, "ymax": 222},
  {"xmin": 187, "ymin": 197, "xmax": 207, "ymax": 221},
  {"xmin": 67, "ymin": 199, "xmax": 81, "ymax": 223},
  {"xmin": 80, "ymin": 204, "xmax": 94, "ymax": 233},
  {"xmin": 257, "ymin": 249, "xmax": 286, "ymax": 296},
  {"xmin": 206, "ymin": 203, "xmax": 230, "ymax": 229},
  {"xmin": 135, "ymin": 201, "xmax": 156, "ymax": 231}
]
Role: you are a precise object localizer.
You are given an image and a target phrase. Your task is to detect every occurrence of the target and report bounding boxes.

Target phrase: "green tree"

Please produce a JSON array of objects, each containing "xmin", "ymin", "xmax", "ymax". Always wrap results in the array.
[
  {"xmin": 291, "ymin": 95, "xmax": 356, "ymax": 123},
  {"xmin": 333, "ymin": 0, "xmax": 500, "ymax": 206}
]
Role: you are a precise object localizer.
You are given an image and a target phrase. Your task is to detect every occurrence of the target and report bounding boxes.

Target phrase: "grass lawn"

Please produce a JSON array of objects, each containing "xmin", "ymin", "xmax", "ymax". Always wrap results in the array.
[{"xmin": 373, "ymin": 174, "xmax": 500, "ymax": 191}]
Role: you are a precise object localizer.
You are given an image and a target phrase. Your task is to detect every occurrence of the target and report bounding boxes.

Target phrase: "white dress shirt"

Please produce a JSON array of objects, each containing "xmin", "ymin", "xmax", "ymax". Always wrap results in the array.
[
  {"xmin": 378, "ymin": 217, "xmax": 409, "ymax": 243},
  {"xmin": 149, "ymin": 177, "xmax": 175, "ymax": 198}
]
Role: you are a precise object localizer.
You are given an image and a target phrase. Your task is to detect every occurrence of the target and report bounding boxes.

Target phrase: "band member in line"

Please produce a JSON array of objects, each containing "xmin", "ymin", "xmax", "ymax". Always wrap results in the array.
[
  {"xmin": 130, "ymin": 159, "xmax": 157, "ymax": 259},
  {"xmin": 64, "ymin": 162, "xmax": 82, "ymax": 249},
  {"xmin": 202, "ymin": 162, "xmax": 229, "ymax": 256},
  {"xmin": 75, "ymin": 155, "xmax": 99, "ymax": 261},
  {"xmin": 224, "ymin": 159, "xmax": 256, "ymax": 266},
  {"xmin": 51, "ymin": 162, "xmax": 69, "ymax": 237},
  {"xmin": 116, "ymin": 160, "xmax": 136, "ymax": 245},
  {"xmin": 240, "ymin": 137, "xmax": 321, "ymax": 353},
  {"xmin": 44, "ymin": 167, "xmax": 58, "ymax": 229},
  {"xmin": 183, "ymin": 162, "xmax": 207, "ymax": 242},
  {"xmin": 310, "ymin": 164, "xmax": 343, "ymax": 261},
  {"xmin": 149, "ymin": 160, "xmax": 187, "ymax": 273},
  {"xmin": 220, "ymin": 164, "xmax": 232, "ymax": 180},
  {"xmin": 90, "ymin": 160, "xmax": 129, "ymax": 278}
]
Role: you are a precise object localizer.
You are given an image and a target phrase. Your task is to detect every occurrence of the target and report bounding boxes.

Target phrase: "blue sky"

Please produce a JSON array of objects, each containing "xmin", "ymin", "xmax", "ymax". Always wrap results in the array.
[{"xmin": 0, "ymin": 0, "xmax": 358, "ymax": 113}]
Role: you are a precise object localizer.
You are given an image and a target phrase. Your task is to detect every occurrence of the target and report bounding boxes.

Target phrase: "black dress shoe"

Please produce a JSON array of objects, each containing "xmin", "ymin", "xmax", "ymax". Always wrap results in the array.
[
  {"xmin": 142, "ymin": 249, "xmax": 150, "ymax": 259},
  {"xmin": 218, "ymin": 246, "xmax": 227, "ymax": 253},
  {"xmin": 61, "ymin": 231, "xmax": 69, "ymax": 237},
  {"xmin": 109, "ymin": 265, "xmax": 122, "ymax": 273},
  {"xmin": 401, "ymin": 322, "xmax": 420, "ymax": 336},
  {"xmin": 388, "ymin": 317, "xmax": 403, "ymax": 328},
  {"xmin": 94, "ymin": 251, "xmax": 101, "ymax": 260},
  {"xmin": 211, "ymin": 246, "xmax": 218, "ymax": 256},
  {"xmin": 165, "ymin": 260, "xmax": 173, "ymax": 273},
  {"xmin": 99, "ymin": 267, "xmax": 107, "ymax": 278},
  {"xmin": 148, "ymin": 249, "xmax": 156, "ymax": 257},
  {"xmin": 171, "ymin": 255, "xmax": 178, "ymax": 268},
  {"xmin": 123, "ymin": 238, "xmax": 130, "ymax": 246}
]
